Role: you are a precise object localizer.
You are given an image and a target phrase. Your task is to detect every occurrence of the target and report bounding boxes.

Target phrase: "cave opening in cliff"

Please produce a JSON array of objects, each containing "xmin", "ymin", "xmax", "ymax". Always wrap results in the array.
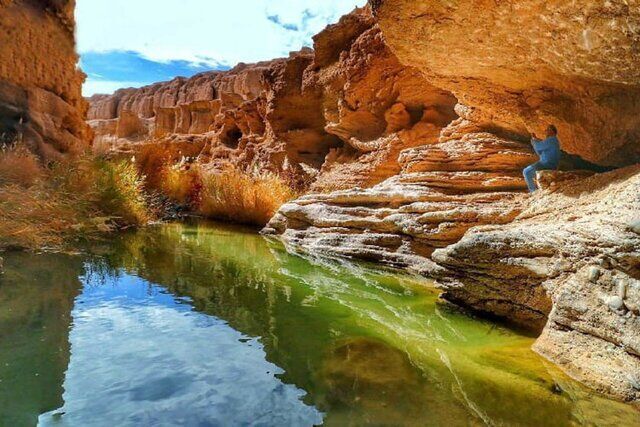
[
  {"xmin": 406, "ymin": 106, "xmax": 426, "ymax": 127},
  {"xmin": 0, "ymin": 110, "xmax": 24, "ymax": 148},
  {"xmin": 221, "ymin": 125, "xmax": 243, "ymax": 149}
]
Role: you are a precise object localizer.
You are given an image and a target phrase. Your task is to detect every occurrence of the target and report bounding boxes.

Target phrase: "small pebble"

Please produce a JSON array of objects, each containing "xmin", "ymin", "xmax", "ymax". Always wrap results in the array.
[
  {"xmin": 628, "ymin": 375, "xmax": 640, "ymax": 391},
  {"xmin": 616, "ymin": 278, "xmax": 628, "ymax": 300},
  {"xmin": 625, "ymin": 302, "xmax": 639, "ymax": 315},
  {"xmin": 629, "ymin": 219, "xmax": 640, "ymax": 235},
  {"xmin": 598, "ymin": 257, "xmax": 612, "ymax": 269},
  {"xmin": 588, "ymin": 266, "xmax": 601, "ymax": 283},
  {"xmin": 606, "ymin": 296, "xmax": 624, "ymax": 311}
]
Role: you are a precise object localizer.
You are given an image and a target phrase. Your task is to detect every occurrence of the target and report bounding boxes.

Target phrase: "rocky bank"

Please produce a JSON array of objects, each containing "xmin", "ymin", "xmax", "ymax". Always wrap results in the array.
[{"xmin": 87, "ymin": 3, "xmax": 640, "ymax": 403}]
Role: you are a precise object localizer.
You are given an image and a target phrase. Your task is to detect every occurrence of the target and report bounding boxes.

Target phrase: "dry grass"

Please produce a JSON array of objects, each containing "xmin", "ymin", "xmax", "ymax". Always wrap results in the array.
[
  {"xmin": 135, "ymin": 142, "xmax": 174, "ymax": 189},
  {"xmin": 161, "ymin": 164, "xmax": 202, "ymax": 206},
  {"xmin": 199, "ymin": 167, "xmax": 297, "ymax": 226},
  {"xmin": 0, "ymin": 145, "xmax": 44, "ymax": 187},
  {"xmin": 0, "ymin": 185, "xmax": 78, "ymax": 250},
  {"xmin": 92, "ymin": 159, "xmax": 151, "ymax": 226},
  {"xmin": 0, "ymin": 146, "xmax": 151, "ymax": 251},
  {"xmin": 160, "ymin": 164, "xmax": 297, "ymax": 227}
]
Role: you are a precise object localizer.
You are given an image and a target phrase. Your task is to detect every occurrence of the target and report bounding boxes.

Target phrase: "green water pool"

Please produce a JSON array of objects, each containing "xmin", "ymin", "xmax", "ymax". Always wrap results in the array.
[{"xmin": 0, "ymin": 221, "xmax": 637, "ymax": 426}]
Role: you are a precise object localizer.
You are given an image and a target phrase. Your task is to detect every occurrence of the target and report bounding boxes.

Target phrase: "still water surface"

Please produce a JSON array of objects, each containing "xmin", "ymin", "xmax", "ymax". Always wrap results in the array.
[{"xmin": 0, "ymin": 221, "xmax": 638, "ymax": 426}]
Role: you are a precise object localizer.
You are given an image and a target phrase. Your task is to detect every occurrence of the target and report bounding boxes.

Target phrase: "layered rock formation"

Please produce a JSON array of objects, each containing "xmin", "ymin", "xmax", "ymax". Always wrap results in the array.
[
  {"xmin": 264, "ymin": 106, "xmax": 537, "ymax": 271},
  {"xmin": 433, "ymin": 166, "xmax": 640, "ymax": 401},
  {"xmin": 88, "ymin": 55, "xmax": 344, "ymax": 186},
  {"xmin": 0, "ymin": 0, "xmax": 89, "ymax": 159},
  {"xmin": 265, "ymin": 1, "xmax": 640, "ymax": 403},
  {"xmin": 371, "ymin": 0, "xmax": 640, "ymax": 167},
  {"xmin": 87, "ymin": 7, "xmax": 458, "ymax": 191},
  {"xmin": 361, "ymin": 0, "xmax": 640, "ymax": 402}
]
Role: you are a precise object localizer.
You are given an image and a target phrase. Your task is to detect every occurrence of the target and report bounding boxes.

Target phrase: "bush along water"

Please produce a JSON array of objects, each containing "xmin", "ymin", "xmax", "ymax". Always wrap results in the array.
[
  {"xmin": 158, "ymin": 161, "xmax": 299, "ymax": 227},
  {"xmin": 0, "ymin": 144, "xmax": 153, "ymax": 252}
]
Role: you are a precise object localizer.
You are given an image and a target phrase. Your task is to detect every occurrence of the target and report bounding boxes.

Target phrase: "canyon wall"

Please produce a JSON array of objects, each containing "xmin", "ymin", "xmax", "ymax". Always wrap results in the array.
[
  {"xmin": 433, "ymin": 166, "xmax": 640, "ymax": 401},
  {"xmin": 367, "ymin": 0, "xmax": 640, "ymax": 402},
  {"xmin": 0, "ymin": 0, "xmax": 89, "ymax": 159},
  {"xmin": 87, "ymin": 8, "xmax": 460, "ymax": 192},
  {"xmin": 370, "ymin": 0, "xmax": 640, "ymax": 168},
  {"xmin": 88, "ymin": 4, "xmax": 640, "ymax": 403}
]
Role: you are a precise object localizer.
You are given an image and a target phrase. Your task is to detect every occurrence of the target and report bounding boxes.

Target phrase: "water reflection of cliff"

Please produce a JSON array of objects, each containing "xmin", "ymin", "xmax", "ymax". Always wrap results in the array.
[
  {"xmin": 0, "ymin": 253, "xmax": 83, "ymax": 426},
  {"xmin": 90, "ymin": 221, "xmax": 639, "ymax": 426}
]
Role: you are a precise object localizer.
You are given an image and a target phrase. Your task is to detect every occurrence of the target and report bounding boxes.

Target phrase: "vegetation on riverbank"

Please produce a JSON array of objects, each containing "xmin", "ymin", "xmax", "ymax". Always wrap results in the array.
[
  {"xmin": 160, "ymin": 163, "xmax": 298, "ymax": 227},
  {"xmin": 0, "ymin": 139, "xmax": 299, "ymax": 252},
  {"xmin": 0, "ymin": 145, "xmax": 151, "ymax": 251}
]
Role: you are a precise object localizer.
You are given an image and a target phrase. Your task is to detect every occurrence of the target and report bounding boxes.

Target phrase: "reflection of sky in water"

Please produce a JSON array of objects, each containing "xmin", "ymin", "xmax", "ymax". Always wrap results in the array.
[
  {"xmin": 39, "ymin": 273, "xmax": 322, "ymax": 427},
  {"xmin": 0, "ymin": 222, "xmax": 629, "ymax": 426}
]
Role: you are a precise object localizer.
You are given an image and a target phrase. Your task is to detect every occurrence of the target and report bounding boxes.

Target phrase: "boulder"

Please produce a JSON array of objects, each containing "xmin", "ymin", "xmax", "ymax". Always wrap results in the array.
[{"xmin": 432, "ymin": 165, "xmax": 640, "ymax": 402}]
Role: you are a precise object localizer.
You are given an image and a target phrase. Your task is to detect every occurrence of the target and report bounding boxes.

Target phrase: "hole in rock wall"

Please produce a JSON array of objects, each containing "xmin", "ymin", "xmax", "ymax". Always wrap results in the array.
[
  {"xmin": 306, "ymin": 134, "xmax": 345, "ymax": 169},
  {"xmin": 0, "ymin": 112, "xmax": 25, "ymax": 148},
  {"xmin": 406, "ymin": 106, "xmax": 426, "ymax": 127},
  {"xmin": 221, "ymin": 125, "xmax": 243, "ymax": 149}
]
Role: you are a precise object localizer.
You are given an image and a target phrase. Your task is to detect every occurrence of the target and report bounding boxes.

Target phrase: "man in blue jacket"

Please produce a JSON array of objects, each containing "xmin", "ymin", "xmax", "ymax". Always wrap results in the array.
[{"xmin": 523, "ymin": 124, "xmax": 561, "ymax": 192}]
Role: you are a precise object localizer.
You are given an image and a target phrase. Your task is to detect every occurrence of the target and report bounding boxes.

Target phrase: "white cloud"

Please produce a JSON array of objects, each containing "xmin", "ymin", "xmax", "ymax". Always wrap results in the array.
[
  {"xmin": 83, "ymin": 80, "xmax": 148, "ymax": 96},
  {"xmin": 76, "ymin": 0, "xmax": 367, "ymax": 67}
]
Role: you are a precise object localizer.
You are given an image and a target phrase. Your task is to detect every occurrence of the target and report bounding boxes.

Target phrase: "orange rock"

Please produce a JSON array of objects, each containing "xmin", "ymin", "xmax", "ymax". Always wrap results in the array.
[
  {"xmin": 372, "ymin": 0, "xmax": 640, "ymax": 167},
  {"xmin": 0, "ymin": 0, "xmax": 90, "ymax": 159}
]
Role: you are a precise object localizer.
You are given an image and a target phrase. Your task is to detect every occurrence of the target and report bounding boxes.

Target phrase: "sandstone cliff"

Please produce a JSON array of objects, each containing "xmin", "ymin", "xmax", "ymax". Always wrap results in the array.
[
  {"xmin": 87, "ymin": 3, "xmax": 640, "ymax": 404},
  {"xmin": 266, "ymin": 2, "xmax": 640, "ymax": 403},
  {"xmin": 0, "ymin": 0, "xmax": 89, "ymax": 159},
  {"xmin": 433, "ymin": 166, "xmax": 640, "ymax": 401},
  {"xmin": 87, "ymin": 7, "xmax": 459, "ymax": 192},
  {"xmin": 371, "ymin": 0, "xmax": 640, "ymax": 168}
]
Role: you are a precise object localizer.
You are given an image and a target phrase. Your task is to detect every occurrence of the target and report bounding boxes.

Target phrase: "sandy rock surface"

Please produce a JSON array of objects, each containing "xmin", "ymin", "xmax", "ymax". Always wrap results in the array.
[
  {"xmin": 0, "ymin": 0, "xmax": 90, "ymax": 159},
  {"xmin": 433, "ymin": 166, "xmax": 640, "ymax": 401},
  {"xmin": 372, "ymin": 0, "xmax": 640, "ymax": 167},
  {"xmin": 264, "ymin": 114, "xmax": 535, "ymax": 274}
]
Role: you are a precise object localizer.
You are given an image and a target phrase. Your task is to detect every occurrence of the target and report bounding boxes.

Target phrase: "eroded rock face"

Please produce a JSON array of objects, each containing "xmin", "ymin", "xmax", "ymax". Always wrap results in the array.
[
  {"xmin": 87, "ymin": 3, "xmax": 640, "ymax": 403},
  {"xmin": 372, "ymin": 0, "xmax": 640, "ymax": 167},
  {"xmin": 88, "ymin": 51, "xmax": 340, "ymax": 184},
  {"xmin": 307, "ymin": 14, "xmax": 458, "ymax": 191},
  {"xmin": 0, "ymin": 0, "xmax": 90, "ymax": 159},
  {"xmin": 264, "ymin": 113, "xmax": 536, "ymax": 273},
  {"xmin": 433, "ymin": 166, "xmax": 640, "ymax": 401},
  {"xmin": 87, "ymin": 7, "xmax": 459, "ymax": 192}
]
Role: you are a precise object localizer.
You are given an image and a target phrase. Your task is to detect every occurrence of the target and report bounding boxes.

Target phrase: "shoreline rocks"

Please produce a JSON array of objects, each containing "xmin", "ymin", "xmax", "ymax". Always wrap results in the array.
[{"xmin": 433, "ymin": 165, "xmax": 640, "ymax": 402}]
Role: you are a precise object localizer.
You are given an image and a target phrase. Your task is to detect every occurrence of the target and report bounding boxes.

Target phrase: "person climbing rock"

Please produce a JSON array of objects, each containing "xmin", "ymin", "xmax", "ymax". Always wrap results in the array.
[{"xmin": 523, "ymin": 124, "xmax": 561, "ymax": 192}]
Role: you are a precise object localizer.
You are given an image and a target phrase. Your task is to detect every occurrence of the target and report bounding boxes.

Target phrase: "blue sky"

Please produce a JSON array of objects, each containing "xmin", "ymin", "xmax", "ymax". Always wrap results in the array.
[{"xmin": 77, "ymin": 0, "xmax": 366, "ymax": 96}]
